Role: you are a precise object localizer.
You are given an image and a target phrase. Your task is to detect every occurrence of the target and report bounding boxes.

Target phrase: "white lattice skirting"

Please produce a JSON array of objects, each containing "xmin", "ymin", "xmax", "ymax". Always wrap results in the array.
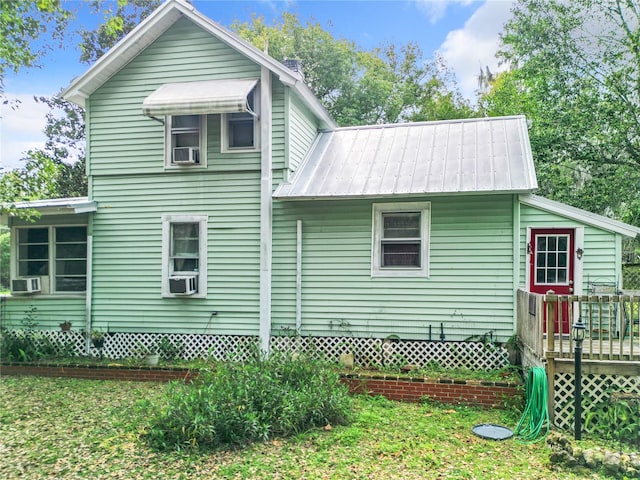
[
  {"xmin": 2, "ymin": 330, "xmax": 510, "ymax": 370},
  {"xmin": 553, "ymin": 373, "xmax": 640, "ymax": 431}
]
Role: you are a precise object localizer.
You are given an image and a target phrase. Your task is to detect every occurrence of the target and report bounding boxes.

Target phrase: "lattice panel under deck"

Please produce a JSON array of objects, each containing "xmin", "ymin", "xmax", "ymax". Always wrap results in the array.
[
  {"xmin": 3, "ymin": 330, "xmax": 509, "ymax": 370},
  {"xmin": 553, "ymin": 373, "xmax": 640, "ymax": 431}
]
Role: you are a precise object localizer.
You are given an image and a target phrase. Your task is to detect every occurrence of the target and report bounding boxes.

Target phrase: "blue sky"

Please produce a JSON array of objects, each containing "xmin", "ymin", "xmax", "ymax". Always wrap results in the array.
[{"xmin": 1, "ymin": 0, "xmax": 514, "ymax": 170}]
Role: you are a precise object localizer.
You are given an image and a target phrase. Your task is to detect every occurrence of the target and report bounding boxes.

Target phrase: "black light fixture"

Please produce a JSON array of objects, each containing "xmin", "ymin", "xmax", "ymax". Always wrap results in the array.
[{"xmin": 572, "ymin": 318, "xmax": 586, "ymax": 440}]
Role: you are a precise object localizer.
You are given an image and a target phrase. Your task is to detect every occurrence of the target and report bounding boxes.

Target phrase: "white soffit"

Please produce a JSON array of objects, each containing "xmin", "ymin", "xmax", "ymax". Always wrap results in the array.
[
  {"xmin": 274, "ymin": 116, "xmax": 538, "ymax": 199},
  {"xmin": 142, "ymin": 78, "xmax": 258, "ymax": 116}
]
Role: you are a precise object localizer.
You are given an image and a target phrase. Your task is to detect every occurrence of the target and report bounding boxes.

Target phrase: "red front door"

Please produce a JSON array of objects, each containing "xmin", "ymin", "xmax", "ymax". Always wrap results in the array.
[{"xmin": 529, "ymin": 228, "xmax": 575, "ymax": 334}]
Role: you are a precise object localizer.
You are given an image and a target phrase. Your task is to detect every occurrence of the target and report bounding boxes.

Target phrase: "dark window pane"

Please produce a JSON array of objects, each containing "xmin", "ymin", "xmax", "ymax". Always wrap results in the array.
[
  {"xmin": 558, "ymin": 236, "xmax": 568, "ymax": 251},
  {"xmin": 56, "ymin": 260, "xmax": 87, "ymax": 275},
  {"xmin": 56, "ymin": 277, "xmax": 86, "ymax": 292},
  {"xmin": 536, "ymin": 253, "xmax": 546, "ymax": 268},
  {"xmin": 558, "ymin": 253, "xmax": 567, "ymax": 268},
  {"xmin": 173, "ymin": 132, "xmax": 199, "ymax": 148},
  {"xmin": 382, "ymin": 243, "xmax": 420, "ymax": 267},
  {"xmin": 547, "ymin": 270, "xmax": 557, "ymax": 283},
  {"xmin": 19, "ymin": 260, "xmax": 48, "ymax": 276},
  {"xmin": 56, "ymin": 226, "xmax": 86, "ymax": 243},
  {"xmin": 56, "ymin": 244, "xmax": 87, "ymax": 259},
  {"xmin": 547, "ymin": 253, "xmax": 556, "ymax": 268},
  {"xmin": 383, "ymin": 213, "xmax": 420, "ymax": 238},
  {"xmin": 172, "ymin": 115, "xmax": 199, "ymax": 129},
  {"xmin": 20, "ymin": 244, "xmax": 48, "ymax": 259},
  {"xmin": 548, "ymin": 236, "xmax": 557, "ymax": 251},
  {"xmin": 558, "ymin": 269, "xmax": 567, "ymax": 283},
  {"xmin": 536, "ymin": 269, "xmax": 545, "ymax": 283},
  {"xmin": 228, "ymin": 115, "xmax": 254, "ymax": 148},
  {"xmin": 19, "ymin": 228, "xmax": 48, "ymax": 243},
  {"xmin": 536, "ymin": 236, "xmax": 546, "ymax": 251},
  {"xmin": 173, "ymin": 258, "xmax": 198, "ymax": 272}
]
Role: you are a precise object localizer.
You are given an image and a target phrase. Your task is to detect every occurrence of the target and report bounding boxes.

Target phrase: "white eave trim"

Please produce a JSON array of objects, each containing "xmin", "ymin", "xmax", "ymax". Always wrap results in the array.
[
  {"xmin": 520, "ymin": 194, "xmax": 640, "ymax": 238},
  {"xmin": 4, "ymin": 197, "xmax": 97, "ymax": 215},
  {"xmin": 60, "ymin": 0, "xmax": 336, "ymax": 129}
]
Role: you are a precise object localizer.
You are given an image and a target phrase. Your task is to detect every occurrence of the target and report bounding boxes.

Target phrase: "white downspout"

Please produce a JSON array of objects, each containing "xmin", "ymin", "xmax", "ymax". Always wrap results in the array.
[
  {"xmin": 259, "ymin": 66, "xmax": 273, "ymax": 354},
  {"xmin": 296, "ymin": 219, "xmax": 302, "ymax": 333},
  {"xmin": 85, "ymin": 234, "xmax": 93, "ymax": 355}
]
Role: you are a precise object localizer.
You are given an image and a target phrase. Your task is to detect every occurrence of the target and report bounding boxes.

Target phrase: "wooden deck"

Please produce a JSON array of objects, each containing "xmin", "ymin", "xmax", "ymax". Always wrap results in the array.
[{"xmin": 517, "ymin": 289, "xmax": 640, "ymax": 364}]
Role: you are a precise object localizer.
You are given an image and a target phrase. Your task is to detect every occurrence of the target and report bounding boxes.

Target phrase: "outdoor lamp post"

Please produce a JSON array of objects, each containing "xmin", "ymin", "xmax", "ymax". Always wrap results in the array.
[{"xmin": 572, "ymin": 318, "xmax": 586, "ymax": 440}]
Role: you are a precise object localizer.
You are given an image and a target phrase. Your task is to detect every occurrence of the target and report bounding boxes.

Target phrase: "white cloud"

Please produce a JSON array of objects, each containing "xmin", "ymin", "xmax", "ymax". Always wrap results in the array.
[
  {"xmin": 415, "ymin": 0, "xmax": 475, "ymax": 24},
  {"xmin": 1, "ymin": 94, "xmax": 49, "ymax": 171},
  {"xmin": 437, "ymin": 0, "xmax": 514, "ymax": 101}
]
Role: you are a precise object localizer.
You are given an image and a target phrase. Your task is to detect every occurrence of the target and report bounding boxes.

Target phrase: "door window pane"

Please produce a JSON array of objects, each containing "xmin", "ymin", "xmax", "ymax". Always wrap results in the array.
[{"xmin": 534, "ymin": 233, "xmax": 570, "ymax": 285}]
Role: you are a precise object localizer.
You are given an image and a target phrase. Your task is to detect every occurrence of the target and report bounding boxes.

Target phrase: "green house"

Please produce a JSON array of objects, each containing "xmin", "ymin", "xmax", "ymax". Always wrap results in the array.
[{"xmin": 3, "ymin": 0, "xmax": 639, "ymax": 364}]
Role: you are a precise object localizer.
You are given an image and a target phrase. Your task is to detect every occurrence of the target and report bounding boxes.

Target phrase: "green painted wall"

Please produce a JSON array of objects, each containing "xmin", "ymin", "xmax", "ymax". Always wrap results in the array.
[
  {"xmin": 272, "ymin": 195, "xmax": 516, "ymax": 341},
  {"xmin": 287, "ymin": 92, "xmax": 319, "ymax": 174},
  {"xmin": 519, "ymin": 203, "xmax": 622, "ymax": 291},
  {"xmin": 86, "ymin": 18, "xmax": 275, "ymax": 334}
]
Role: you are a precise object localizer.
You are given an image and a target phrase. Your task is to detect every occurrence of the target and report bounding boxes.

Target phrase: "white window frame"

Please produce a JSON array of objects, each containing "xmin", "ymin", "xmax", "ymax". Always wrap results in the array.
[
  {"xmin": 221, "ymin": 86, "xmax": 260, "ymax": 153},
  {"xmin": 11, "ymin": 225, "xmax": 88, "ymax": 295},
  {"xmin": 371, "ymin": 202, "xmax": 430, "ymax": 278},
  {"xmin": 161, "ymin": 214, "xmax": 208, "ymax": 298},
  {"xmin": 164, "ymin": 114, "xmax": 207, "ymax": 169}
]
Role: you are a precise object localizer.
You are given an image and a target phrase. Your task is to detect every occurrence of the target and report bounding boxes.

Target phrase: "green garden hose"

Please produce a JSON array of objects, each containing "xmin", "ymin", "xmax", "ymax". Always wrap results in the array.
[{"xmin": 514, "ymin": 367, "xmax": 550, "ymax": 442}]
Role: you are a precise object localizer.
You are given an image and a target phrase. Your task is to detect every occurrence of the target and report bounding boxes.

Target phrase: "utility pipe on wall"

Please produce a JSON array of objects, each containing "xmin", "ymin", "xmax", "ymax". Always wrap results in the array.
[{"xmin": 296, "ymin": 219, "xmax": 302, "ymax": 333}]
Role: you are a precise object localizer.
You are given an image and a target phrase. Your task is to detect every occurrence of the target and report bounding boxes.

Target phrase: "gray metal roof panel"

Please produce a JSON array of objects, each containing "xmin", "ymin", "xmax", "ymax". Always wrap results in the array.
[{"xmin": 274, "ymin": 116, "xmax": 538, "ymax": 200}]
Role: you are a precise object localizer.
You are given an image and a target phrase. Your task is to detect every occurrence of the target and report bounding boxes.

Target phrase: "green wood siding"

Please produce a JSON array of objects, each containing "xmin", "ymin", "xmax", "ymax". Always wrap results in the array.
[
  {"xmin": 89, "ymin": 18, "xmax": 272, "ymax": 177},
  {"xmin": 272, "ymin": 195, "xmax": 515, "ymax": 341},
  {"xmin": 2, "ymin": 297, "xmax": 86, "ymax": 330},
  {"xmin": 90, "ymin": 173, "xmax": 260, "ymax": 334},
  {"xmin": 519, "ymin": 204, "xmax": 621, "ymax": 290},
  {"xmin": 287, "ymin": 92, "xmax": 319, "ymax": 174}
]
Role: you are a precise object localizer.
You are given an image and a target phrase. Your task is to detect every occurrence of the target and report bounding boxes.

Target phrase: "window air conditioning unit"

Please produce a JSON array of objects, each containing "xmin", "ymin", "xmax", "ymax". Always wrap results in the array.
[
  {"xmin": 173, "ymin": 147, "xmax": 199, "ymax": 164},
  {"xmin": 169, "ymin": 276, "xmax": 197, "ymax": 295},
  {"xmin": 12, "ymin": 277, "xmax": 41, "ymax": 294}
]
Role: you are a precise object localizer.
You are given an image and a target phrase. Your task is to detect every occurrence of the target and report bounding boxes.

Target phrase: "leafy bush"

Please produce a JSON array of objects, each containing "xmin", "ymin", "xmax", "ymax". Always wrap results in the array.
[
  {"xmin": 585, "ymin": 392, "xmax": 640, "ymax": 450},
  {"xmin": 144, "ymin": 351, "xmax": 353, "ymax": 450},
  {"xmin": 0, "ymin": 329, "xmax": 58, "ymax": 362}
]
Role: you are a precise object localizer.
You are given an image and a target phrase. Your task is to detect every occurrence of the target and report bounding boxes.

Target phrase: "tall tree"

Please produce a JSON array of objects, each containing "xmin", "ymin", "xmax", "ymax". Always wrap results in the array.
[
  {"xmin": 482, "ymin": 0, "xmax": 640, "ymax": 226},
  {"xmin": 233, "ymin": 13, "xmax": 473, "ymax": 126},
  {"xmin": 1, "ymin": 0, "xmax": 160, "ymax": 211},
  {"xmin": 0, "ymin": 0, "xmax": 71, "ymax": 94}
]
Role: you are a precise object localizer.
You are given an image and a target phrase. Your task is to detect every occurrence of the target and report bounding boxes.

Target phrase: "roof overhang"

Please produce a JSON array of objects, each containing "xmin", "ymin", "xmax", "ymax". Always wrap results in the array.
[
  {"xmin": 60, "ymin": 0, "xmax": 336, "ymax": 129},
  {"xmin": 1, "ymin": 198, "xmax": 97, "ymax": 224},
  {"xmin": 520, "ymin": 194, "xmax": 640, "ymax": 238},
  {"xmin": 142, "ymin": 78, "xmax": 258, "ymax": 116}
]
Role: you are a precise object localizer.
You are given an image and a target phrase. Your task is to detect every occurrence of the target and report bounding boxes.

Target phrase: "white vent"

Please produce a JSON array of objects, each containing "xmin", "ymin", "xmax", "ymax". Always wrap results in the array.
[
  {"xmin": 169, "ymin": 276, "xmax": 197, "ymax": 295},
  {"xmin": 12, "ymin": 277, "xmax": 41, "ymax": 294},
  {"xmin": 172, "ymin": 147, "xmax": 199, "ymax": 164}
]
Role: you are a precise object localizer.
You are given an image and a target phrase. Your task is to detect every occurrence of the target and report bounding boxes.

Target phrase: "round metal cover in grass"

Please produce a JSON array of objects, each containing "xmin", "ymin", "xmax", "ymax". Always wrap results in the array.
[{"xmin": 472, "ymin": 424, "xmax": 513, "ymax": 440}]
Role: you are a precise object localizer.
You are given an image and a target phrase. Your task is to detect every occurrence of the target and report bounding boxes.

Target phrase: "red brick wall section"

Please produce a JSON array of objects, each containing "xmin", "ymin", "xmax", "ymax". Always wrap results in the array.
[{"xmin": 0, "ymin": 364, "xmax": 521, "ymax": 408}]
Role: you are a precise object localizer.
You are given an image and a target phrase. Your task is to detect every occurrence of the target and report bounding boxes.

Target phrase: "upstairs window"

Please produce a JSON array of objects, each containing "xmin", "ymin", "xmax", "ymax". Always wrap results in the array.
[
  {"xmin": 161, "ymin": 215, "xmax": 207, "ymax": 298},
  {"xmin": 372, "ymin": 202, "xmax": 430, "ymax": 277},
  {"xmin": 222, "ymin": 88, "xmax": 260, "ymax": 152},
  {"xmin": 165, "ymin": 115, "xmax": 207, "ymax": 168}
]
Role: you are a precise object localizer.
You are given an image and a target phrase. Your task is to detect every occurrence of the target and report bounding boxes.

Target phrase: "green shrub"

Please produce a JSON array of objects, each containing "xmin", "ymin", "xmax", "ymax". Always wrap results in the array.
[
  {"xmin": 0, "ymin": 329, "xmax": 57, "ymax": 362},
  {"xmin": 144, "ymin": 350, "xmax": 353, "ymax": 450}
]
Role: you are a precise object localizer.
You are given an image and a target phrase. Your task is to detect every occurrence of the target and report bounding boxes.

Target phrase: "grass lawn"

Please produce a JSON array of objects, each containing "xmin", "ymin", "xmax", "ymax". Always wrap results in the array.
[{"xmin": 0, "ymin": 377, "xmax": 604, "ymax": 479}]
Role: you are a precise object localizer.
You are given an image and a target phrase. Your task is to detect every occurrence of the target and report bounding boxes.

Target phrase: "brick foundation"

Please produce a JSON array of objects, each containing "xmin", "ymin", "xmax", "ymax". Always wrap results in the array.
[{"xmin": 0, "ymin": 363, "xmax": 521, "ymax": 408}]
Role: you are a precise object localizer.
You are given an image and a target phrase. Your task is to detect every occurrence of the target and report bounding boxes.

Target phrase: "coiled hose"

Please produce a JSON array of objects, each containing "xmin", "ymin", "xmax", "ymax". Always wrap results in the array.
[{"xmin": 514, "ymin": 366, "xmax": 549, "ymax": 442}]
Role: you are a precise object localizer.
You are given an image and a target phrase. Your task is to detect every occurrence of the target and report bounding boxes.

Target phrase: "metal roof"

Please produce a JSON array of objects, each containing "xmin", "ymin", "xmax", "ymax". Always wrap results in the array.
[
  {"xmin": 274, "ymin": 116, "xmax": 538, "ymax": 200},
  {"xmin": 6, "ymin": 197, "xmax": 97, "ymax": 214}
]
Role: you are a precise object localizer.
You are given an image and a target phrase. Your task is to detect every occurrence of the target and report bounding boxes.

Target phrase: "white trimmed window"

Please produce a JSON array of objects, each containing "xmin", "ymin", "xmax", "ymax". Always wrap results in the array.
[
  {"xmin": 221, "ymin": 87, "xmax": 260, "ymax": 152},
  {"xmin": 165, "ymin": 115, "xmax": 207, "ymax": 168},
  {"xmin": 13, "ymin": 225, "xmax": 87, "ymax": 293},
  {"xmin": 372, "ymin": 202, "xmax": 430, "ymax": 277},
  {"xmin": 161, "ymin": 215, "xmax": 207, "ymax": 298}
]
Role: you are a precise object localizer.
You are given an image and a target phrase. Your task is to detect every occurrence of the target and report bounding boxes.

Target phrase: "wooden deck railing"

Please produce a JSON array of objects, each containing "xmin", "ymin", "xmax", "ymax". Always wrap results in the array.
[{"xmin": 517, "ymin": 289, "xmax": 640, "ymax": 362}]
